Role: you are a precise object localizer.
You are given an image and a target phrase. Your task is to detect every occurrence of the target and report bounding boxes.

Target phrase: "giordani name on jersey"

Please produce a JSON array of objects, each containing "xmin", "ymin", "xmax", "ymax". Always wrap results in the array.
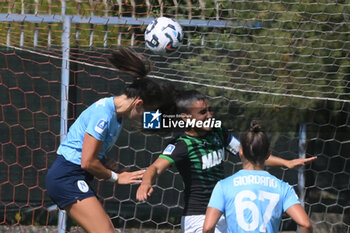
[{"xmin": 233, "ymin": 175, "xmax": 278, "ymax": 188}]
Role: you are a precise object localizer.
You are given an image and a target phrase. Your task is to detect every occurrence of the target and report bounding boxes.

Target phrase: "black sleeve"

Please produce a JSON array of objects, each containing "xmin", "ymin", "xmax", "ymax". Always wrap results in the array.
[{"xmin": 158, "ymin": 140, "xmax": 188, "ymax": 165}]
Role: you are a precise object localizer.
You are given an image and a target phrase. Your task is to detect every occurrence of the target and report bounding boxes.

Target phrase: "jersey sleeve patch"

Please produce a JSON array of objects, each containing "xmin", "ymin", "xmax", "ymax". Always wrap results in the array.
[
  {"xmin": 94, "ymin": 119, "xmax": 107, "ymax": 134},
  {"xmin": 226, "ymin": 135, "xmax": 240, "ymax": 155},
  {"xmin": 162, "ymin": 144, "xmax": 175, "ymax": 155}
]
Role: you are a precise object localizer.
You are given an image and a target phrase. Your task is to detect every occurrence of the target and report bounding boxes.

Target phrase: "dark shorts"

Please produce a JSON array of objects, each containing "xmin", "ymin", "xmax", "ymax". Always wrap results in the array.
[{"xmin": 46, "ymin": 155, "xmax": 96, "ymax": 209}]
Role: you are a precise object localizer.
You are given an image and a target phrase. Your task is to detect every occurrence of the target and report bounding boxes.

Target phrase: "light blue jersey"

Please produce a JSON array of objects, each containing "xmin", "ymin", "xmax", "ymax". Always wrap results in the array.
[
  {"xmin": 57, "ymin": 97, "xmax": 122, "ymax": 165},
  {"xmin": 208, "ymin": 170, "xmax": 300, "ymax": 233}
]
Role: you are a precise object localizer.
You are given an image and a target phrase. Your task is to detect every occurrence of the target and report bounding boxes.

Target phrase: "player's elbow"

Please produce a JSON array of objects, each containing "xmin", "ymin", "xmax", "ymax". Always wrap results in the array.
[
  {"xmin": 202, "ymin": 226, "xmax": 214, "ymax": 233},
  {"xmin": 81, "ymin": 159, "xmax": 92, "ymax": 171},
  {"xmin": 299, "ymin": 219, "xmax": 313, "ymax": 233},
  {"xmin": 202, "ymin": 221, "xmax": 215, "ymax": 233}
]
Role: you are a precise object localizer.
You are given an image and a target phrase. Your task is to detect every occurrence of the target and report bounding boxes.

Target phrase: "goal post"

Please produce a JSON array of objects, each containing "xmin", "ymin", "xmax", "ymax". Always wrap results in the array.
[{"xmin": 0, "ymin": 1, "xmax": 349, "ymax": 233}]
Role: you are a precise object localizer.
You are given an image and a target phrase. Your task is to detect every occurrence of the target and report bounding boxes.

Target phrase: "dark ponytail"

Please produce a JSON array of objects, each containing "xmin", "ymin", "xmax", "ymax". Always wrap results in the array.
[
  {"xmin": 108, "ymin": 46, "xmax": 152, "ymax": 79},
  {"xmin": 108, "ymin": 47, "xmax": 177, "ymax": 112},
  {"xmin": 240, "ymin": 120, "xmax": 270, "ymax": 165}
]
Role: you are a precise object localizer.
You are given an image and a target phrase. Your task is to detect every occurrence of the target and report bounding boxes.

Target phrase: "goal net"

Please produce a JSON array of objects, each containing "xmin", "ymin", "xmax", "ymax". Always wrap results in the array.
[{"xmin": 0, "ymin": 1, "xmax": 349, "ymax": 232}]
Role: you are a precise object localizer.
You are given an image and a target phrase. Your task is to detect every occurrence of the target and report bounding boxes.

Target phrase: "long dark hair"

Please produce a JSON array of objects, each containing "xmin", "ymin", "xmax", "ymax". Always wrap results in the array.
[
  {"xmin": 108, "ymin": 47, "xmax": 176, "ymax": 112},
  {"xmin": 108, "ymin": 46, "xmax": 152, "ymax": 79},
  {"xmin": 240, "ymin": 120, "xmax": 270, "ymax": 165}
]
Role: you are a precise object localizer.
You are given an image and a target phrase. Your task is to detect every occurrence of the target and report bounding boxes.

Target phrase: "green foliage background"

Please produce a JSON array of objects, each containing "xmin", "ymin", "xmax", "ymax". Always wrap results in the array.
[
  {"xmin": 0, "ymin": 1, "xmax": 349, "ymax": 230},
  {"xmin": 0, "ymin": 0, "xmax": 349, "ymax": 137},
  {"xmin": 0, "ymin": 1, "xmax": 349, "ymax": 132},
  {"xmin": 169, "ymin": 1, "xmax": 350, "ymax": 135}
]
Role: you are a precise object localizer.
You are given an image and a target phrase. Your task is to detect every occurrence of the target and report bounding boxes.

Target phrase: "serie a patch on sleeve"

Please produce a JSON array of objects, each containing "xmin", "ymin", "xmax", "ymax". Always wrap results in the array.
[
  {"xmin": 95, "ymin": 119, "xmax": 107, "ymax": 134},
  {"xmin": 163, "ymin": 144, "xmax": 175, "ymax": 155},
  {"xmin": 227, "ymin": 135, "xmax": 240, "ymax": 155}
]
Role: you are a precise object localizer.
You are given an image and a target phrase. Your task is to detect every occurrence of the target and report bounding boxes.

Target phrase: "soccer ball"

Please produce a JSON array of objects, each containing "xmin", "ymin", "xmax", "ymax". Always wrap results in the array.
[{"xmin": 145, "ymin": 17, "xmax": 184, "ymax": 55}]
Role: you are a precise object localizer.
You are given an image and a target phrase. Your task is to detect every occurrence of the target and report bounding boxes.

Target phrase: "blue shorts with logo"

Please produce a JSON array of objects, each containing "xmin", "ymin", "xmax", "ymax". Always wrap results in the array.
[{"xmin": 46, "ymin": 155, "xmax": 96, "ymax": 209}]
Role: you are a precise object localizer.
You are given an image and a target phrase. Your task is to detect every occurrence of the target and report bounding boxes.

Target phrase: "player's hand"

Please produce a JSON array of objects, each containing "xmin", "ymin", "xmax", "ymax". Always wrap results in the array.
[
  {"xmin": 117, "ymin": 170, "xmax": 145, "ymax": 184},
  {"xmin": 136, "ymin": 183, "xmax": 154, "ymax": 201},
  {"xmin": 286, "ymin": 156, "xmax": 317, "ymax": 169}
]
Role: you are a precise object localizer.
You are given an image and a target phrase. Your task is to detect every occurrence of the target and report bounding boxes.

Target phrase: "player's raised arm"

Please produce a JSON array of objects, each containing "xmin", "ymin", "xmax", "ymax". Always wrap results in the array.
[
  {"xmin": 136, "ymin": 157, "xmax": 171, "ymax": 201},
  {"xmin": 265, "ymin": 154, "xmax": 317, "ymax": 169},
  {"xmin": 225, "ymin": 129, "xmax": 317, "ymax": 169}
]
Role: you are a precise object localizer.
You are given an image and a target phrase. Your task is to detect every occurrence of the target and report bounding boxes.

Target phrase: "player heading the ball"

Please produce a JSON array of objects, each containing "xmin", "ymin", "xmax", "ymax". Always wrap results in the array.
[{"xmin": 46, "ymin": 47, "xmax": 178, "ymax": 233}]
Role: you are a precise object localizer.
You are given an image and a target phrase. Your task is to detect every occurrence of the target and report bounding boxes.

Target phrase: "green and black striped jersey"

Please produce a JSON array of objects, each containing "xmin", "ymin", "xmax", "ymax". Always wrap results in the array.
[{"xmin": 159, "ymin": 127, "xmax": 240, "ymax": 215}]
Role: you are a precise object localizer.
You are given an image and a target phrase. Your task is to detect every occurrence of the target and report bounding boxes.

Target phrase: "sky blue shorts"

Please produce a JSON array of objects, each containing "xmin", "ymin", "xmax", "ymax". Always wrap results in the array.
[{"xmin": 46, "ymin": 155, "xmax": 96, "ymax": 209}]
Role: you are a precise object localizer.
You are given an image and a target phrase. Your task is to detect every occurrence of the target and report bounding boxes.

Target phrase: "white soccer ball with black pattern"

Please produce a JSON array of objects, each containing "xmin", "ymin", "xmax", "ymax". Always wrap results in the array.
[{"xmin": 145, "ymin": 17, "xmax": 184, "ymax": 55}]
